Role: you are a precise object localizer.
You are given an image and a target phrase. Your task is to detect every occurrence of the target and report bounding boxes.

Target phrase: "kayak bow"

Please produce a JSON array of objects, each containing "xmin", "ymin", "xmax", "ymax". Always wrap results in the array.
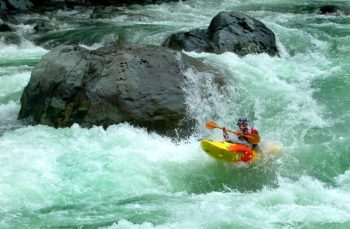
[{"xmin": 200, "ymin": 140, "xmax": 257, "ymax": 163}]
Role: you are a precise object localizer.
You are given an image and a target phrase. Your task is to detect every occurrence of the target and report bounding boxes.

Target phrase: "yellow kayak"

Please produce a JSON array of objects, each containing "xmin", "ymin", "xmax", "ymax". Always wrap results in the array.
[{"xmin": 200, "ymin": 140, "xmax": 258, "ymax": 163}]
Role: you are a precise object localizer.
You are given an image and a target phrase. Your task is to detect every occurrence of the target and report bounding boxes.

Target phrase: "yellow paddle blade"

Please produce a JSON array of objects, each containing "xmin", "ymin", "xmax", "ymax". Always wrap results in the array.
[{"xmin": 205, "ymin": 121, "xmax": 219, "ymax": 129}]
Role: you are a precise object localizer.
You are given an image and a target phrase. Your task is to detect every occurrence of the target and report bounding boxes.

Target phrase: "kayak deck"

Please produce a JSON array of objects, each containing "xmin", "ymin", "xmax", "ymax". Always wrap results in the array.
[{"xmin": 200, "ymin": 140, "xmax": 257, "ymax": 163}]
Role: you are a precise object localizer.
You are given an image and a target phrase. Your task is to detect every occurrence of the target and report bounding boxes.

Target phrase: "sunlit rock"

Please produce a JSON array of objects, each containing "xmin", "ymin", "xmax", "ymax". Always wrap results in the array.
[{"xmin": 163, "ymin": 11, "xmax": 279, "ymax": 57}]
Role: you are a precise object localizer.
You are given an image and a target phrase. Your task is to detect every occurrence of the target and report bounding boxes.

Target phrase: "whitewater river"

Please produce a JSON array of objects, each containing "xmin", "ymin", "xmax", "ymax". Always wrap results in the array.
[{"xmin": 1, "ymin": 0, "xmax": 350, "ymax": 228}]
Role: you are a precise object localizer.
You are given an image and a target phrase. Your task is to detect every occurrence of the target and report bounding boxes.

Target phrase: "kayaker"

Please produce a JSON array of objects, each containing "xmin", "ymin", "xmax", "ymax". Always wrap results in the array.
[{"xmin": 222, "ymin": 117, "xmax": 260, "ymax": 148}]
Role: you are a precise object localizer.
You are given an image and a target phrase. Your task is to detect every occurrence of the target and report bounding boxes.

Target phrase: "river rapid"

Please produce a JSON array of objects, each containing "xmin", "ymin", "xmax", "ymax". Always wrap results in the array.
[{"xmin": 1, "ymin": 0, "xmax": 350, "ymax": 228}]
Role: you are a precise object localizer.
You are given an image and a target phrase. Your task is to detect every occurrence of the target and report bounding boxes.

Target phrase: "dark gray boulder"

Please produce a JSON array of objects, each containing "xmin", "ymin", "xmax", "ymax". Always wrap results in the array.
[
  {"xmin": 18, "ymin": 44, "xmax": 223, "ymax": 137},
  {"xmin": 163, "ymin": 11, "xmax": 279, "ymax": 57},
  {"xmin": 0, "ymin": 1, "xmax": 7, "ymax": 11},
  {"xmin": 0, "ymin": 31, "xmax": 21, "ymax": 44},
  {"xmin": 0, "ymin": 23, "xmax": 12, "ymax": 31},
  {"xmin": 90, "ymin": 6, "xmax": 149, "ymax": 21},
  {"xmin": 316, "ymin": 5, "xmax": 344, "ymax": 15},
  {"xmin": 0, "ymin": 0, "xmax": 33, "ymax": 10},
  {"xmin": 32, "ymin": 19, "xmax": 55, "ymax": 33}
]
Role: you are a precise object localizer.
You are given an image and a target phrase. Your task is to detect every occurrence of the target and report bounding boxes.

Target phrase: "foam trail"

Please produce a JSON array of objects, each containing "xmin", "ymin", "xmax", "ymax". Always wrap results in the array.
[{"xmin": 0, "ymin": 39, "xmax": 47, "ymax": 58}]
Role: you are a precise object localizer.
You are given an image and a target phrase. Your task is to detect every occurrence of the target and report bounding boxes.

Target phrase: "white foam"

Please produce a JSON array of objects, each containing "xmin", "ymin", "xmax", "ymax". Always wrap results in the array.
[
  {"xmin": 335, "ymin": 171, "xmax": 350, "ymax": 192},
  {"xmin": 0, "ymin": 123, "xmax": 207, "ymax": 212},
  {"xmin": 0, "ymin": 40, "xmax": 47, "ymax": 61},
  {"xmin": 0, "ymin": 70, "xmax": 31, "ymax": 98},
  {"xmin": 78, "ymin": 43, "xmax": 104, "ymax": 50},
  {"xmin": 183, "ymin": 49, "xmax": 329, "ymax": 147},
  {"xmin": 0, "ymin": 101, "xmax": 20, "ymax": 122},
  {"xmin": 100, "ymin": 175, "xmax": 350, "ymax": 228}
]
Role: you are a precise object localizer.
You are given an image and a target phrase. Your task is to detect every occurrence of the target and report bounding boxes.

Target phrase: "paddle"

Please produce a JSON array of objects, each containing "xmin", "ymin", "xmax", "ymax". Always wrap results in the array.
[{"xmin": 205, "ymin": 121, "xmax": 260, "ymax": 145}]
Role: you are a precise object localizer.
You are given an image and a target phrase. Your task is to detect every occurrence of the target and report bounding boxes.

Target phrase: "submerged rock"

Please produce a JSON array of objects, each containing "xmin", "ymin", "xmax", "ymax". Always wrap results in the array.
[
  {"xmin": 163, "ymin": 11, "xmax": 279, "ymax": 57},
  {"xmin": 90, "ymin": 6, "xmax": 149, "ymax": 21},
  {"xmin": 0, "ymin": 23, "xmax": 12, "ymax": 32},
  {"xmin": 316, "ymin": 5, "xmax": 344, "ymax": 15},
  {"xmin": 1, "ymin": 0, "xmax": 33, "ymax": 11},
  {"xmin": 18, "ymin": 44, "xmax": 223, "ymax": 137},
  {"xmin": 32, "ymin": 19, "xmax": 55, "ymax": 33},
  {"xmin": 0, "ymin": 31, "xmax": 21, "ymax": 44}
]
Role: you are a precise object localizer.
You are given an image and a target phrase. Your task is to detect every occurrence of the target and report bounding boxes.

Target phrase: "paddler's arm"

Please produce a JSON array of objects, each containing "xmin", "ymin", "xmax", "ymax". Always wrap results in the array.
[
  {"xmin": 222, "ymin": 128, "xmax": 230, "ymax": 141},
  {"xmin": 235, "ymin": 132, "xmax": 261, "ymax": 145}
]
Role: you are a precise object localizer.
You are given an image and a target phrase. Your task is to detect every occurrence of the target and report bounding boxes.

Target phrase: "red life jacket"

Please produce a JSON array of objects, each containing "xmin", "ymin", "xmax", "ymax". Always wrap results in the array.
[{"xmin": 240, "ymin": 128, "xmax": 259, "ymax": 145}]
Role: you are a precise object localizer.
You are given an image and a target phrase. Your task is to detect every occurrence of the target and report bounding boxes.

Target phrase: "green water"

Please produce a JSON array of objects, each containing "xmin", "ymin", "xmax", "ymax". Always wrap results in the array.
[{"xmin": 1, "ymin": 0, "xmax": 350, "ymax": 228}]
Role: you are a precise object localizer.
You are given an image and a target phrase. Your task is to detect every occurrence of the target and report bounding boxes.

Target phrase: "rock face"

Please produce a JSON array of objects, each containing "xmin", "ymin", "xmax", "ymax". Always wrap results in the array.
[
  {"xmin": 18, "ymin": 44, "xmax": 222, "ymax": 137},
  {"xmin": 163, "ymin": 11, "xmax": 279, "ymax": 57}
]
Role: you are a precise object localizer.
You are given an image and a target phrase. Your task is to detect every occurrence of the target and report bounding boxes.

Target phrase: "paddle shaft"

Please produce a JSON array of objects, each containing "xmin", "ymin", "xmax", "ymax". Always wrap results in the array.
[
  {"xmin": 217, "ymin": 126, "xmax": 254, "ymax": 140},
  {"xmin": 205, "ymin": 121, "xmax": 260, "ymax": 144}
]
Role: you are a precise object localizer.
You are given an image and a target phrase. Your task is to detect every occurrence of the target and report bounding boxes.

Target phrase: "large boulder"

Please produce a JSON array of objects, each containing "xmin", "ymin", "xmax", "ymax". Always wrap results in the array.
[
  {"xmin": 18, "ymin": 44, "xmax": 223, "ymax": 137},
  {"xmin": 163, "ymin": 11, "xmax": 279, "ymax": 57}
]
